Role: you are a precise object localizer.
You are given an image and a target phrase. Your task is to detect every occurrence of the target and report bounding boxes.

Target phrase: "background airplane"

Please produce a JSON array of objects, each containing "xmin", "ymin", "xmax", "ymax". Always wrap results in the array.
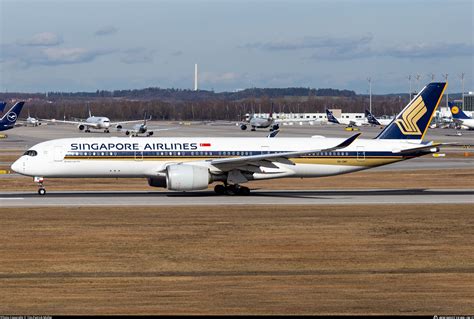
[
  {"xmin": 44, "ymin": 107, "xmax": 144, "ymax": 133},
  {"xmin": 240, "ymin": 103, "xmax": 315, "ymax": 131},
  {"xmin": 120, "ymin": 113, "xmax": 177, "ymax": 136},
  {"xmin": 365, "ymin": 109, "xmax": 393, "ymax": 126},
  {"xmin": 0, "ymin": 101, "xmax": 25, "ymax": 131},
  {"xmin": 326, "ymin": 109, "xmax": 367, "ymax": 127},
  {"xmin": 448, "ymin": 102, "xmax": 474, "ymax": 130}
]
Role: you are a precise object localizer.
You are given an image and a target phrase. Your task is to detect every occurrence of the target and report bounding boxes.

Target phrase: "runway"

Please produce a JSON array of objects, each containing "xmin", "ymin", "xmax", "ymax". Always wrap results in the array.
[{"xmin": 1, "ymin": 188, "xmax": 473, "ymax": 207}]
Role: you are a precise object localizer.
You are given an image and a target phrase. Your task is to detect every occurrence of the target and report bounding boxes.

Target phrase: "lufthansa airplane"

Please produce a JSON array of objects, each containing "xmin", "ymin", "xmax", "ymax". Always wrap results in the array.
[
  {"xmin": 326, "ymin": 109, "xmax": 367, "ymax": 127},
  {"xmin": 448, "ymin": 102, "xmax": 474, "ymax": 130},
  {"xmin": 365, "ymin": 109, "xmax": 393, "ymax": 126},
  {"xmin": 12, "ymin": 83, "xmax": 447, "ymax": 196},
  {"xmin": 0, "ymin": 101, "xmax": 25, "ymax": 131}
]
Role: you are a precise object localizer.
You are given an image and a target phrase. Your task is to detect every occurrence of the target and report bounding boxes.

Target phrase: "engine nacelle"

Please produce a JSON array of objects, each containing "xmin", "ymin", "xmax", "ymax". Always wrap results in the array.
[
  {"xmin": 240, "ymin": 124, "xmax": 247, "ymax": 130},
  {"xmin": 116, "ymin": 124, "xmax": 123, "ymax": 130},
  {"xmin": 78, "ymin": 124, "xmax": 85, "ymax": 131},
  {"xmin": 147, "ymin": 176, "xmax": 167, "ymax": 188},
  {"xmin": 166, "ymin": 164, "xmax": 210, "ymax": 191}
]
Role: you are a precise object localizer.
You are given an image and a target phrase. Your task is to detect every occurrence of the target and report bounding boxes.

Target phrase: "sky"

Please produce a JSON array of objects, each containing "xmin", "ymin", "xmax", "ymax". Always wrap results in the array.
[{"xmin": 0, "ymin": 0, "xmax": 473, "ymax": 93}]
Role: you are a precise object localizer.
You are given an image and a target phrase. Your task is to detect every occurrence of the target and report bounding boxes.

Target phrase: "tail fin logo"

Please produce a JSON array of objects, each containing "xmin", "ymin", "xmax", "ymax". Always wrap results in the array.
[
  {"xmin": 7, "ymin": 112, "xmax": 17, "ymax": 122},
  {"xmin": 393, "ymin": 96, "xmax": 427, "ymax": 135},
  {"xmin": 451, "ymin": 106, "xmax": 459, "ymax": 115}
]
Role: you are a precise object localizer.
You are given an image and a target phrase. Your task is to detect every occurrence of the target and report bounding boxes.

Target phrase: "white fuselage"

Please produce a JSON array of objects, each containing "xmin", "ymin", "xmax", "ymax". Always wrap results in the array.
[
  {"xmin": 456, "ymin": 118, "xmax": 474, "ymax": 130},
  {"xmin": 85, "ymin": 116, "xmax": 110, "ymax": 129},
  {"xmin": 12, "ymin": 136, "xmax": 425, "ymax": 181}
]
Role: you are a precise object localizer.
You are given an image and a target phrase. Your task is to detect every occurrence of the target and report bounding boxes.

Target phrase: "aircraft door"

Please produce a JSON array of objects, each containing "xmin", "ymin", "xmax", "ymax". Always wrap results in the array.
[
  {"xmin": 356, "ymin": 146, "xmax": 365, "ymax": 162},
  {"xmin": 54, "ymin": 146, "xmax": 64, "ymax": 162},
  {"xmin": 134, "ymin": 151, "xmax": 143, "ymax": 161},
  {"xmin": 260, "ymin": 145, "xmax": 270, "ymax": 155}
]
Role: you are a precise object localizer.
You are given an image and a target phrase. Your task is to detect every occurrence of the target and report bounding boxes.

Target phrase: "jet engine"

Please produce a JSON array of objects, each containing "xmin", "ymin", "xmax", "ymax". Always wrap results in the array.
[
  {"xmin": 78, "ymin": 124, "xmax": 85, "ymax": 131},
  {"xmin": 147, "ymin": 176, "xmax": 167, "ymax": 188},
  {"xmin": 166, "ymin": 164, "xmax": 210, "ymax": 191},
  {"xmin": 116, "ymin": 124, "xmax": 123, "ymax": 130},
  {"xmin": 240, "ymin": 124, "xmax": 247, "ymax": 130}
]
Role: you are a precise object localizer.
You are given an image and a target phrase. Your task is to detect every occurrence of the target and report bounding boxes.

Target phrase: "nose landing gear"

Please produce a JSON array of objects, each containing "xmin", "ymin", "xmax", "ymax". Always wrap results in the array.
[
  {"xmin": 34, "ymin": 176, "xmax": 46, "ymax": 195},
  {"xmin": 214, "ymin": 184, "xmax": 250, "ymax": 196}
]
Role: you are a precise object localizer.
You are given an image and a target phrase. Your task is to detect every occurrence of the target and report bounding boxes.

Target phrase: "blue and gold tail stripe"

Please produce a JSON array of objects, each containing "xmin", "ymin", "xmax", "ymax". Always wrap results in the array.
[{"xmin": 376, "ymin": 82, "xmax": 446, "ymax": 140}]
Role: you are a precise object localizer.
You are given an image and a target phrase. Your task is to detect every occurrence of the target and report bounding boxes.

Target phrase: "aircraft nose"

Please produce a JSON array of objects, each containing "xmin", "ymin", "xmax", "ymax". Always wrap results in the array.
[{"xmin": 11, "ymin": 159, "xmax": 22, "ymax": 173}]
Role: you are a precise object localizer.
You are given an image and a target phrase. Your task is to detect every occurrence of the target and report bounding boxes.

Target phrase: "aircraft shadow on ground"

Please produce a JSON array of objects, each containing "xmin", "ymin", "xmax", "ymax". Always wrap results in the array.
[{"xmin": 2, "ymin": 188, "xmax": 474, "ymax": 199}]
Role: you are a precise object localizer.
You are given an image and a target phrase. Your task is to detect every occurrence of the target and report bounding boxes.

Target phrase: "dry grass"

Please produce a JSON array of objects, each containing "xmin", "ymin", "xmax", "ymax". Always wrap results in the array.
[{"xmin": 0, "ymin": 204, "xmax": 473, "ymax": 314}]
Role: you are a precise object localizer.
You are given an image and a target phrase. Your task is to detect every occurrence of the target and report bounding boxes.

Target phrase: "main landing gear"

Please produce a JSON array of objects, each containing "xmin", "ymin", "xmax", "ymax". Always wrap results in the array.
[
  {"xmin": 214, "ymin": 184, "xmax": 250, "ymax": 196},
  {"xmin": 34, "ymin": 176, "xmax": 46, "ymax": 195}
]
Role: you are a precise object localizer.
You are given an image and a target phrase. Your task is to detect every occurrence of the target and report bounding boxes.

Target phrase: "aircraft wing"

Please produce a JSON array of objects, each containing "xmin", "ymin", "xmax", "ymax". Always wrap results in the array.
[
  {"xmin": 111, "ymin": 119, "xmax": 145, "ymax": 126},
  {"xmin": 145, "ymin": 126, "xmax": 179, "ymax": 132},
  {"xmin": 41, "ymin": 119, "xmax": 100, "ymax": 128},
  {"xmin": 209, "ymin": 133, "xmax": 361, "ymax": 171},
  {"xmin": 274, "ymin": 118, "xmax": 318, "ymax": 123}
]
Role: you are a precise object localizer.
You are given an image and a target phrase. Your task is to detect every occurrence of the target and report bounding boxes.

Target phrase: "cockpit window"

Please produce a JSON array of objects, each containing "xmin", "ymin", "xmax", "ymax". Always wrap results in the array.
[{"xmin": 23, "ymin": 150, "xmax": 38, "ymax": 157}]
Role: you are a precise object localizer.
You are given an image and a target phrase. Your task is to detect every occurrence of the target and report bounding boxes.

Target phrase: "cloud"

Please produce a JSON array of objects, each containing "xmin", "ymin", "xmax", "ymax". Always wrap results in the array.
[
  {"xmin": 171, "ymin": 50, "xmax": 183, "ymax": 57},
  {"xmin": 380, "ymin": 42, "xmax": 474, "ymax": 59},
  {"xmin": 244, "ymin": 34, "xmax": 373, "ymax": 51},
  {"xmin": 201, "ymin": 72, "xmax": 240, "ymax": 83},
  {"xmin": 20, "ymin": 32, "xmax": 63, "ymax": 46},
  {"xmin": 120, "ymin": 48, "xmax": 155, "ymax": 64},
  {"xmin": 94, "ymin": 25, "xmax": 118, "ymax": 36},
  {"xmin": 1, "ymin": 43, "xmax": 114, "ymax": 67},
  {"xmin": 39, "ymin": 47, "xmax": 114, "ymax": 65},
  {"xmin": 244, "ymin": 34, "xmax": 473, "ymax": 61}
]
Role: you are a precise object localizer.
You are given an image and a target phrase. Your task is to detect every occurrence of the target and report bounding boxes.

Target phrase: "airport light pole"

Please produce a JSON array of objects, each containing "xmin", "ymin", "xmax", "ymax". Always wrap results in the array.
[
  {"xmin": 442, "ymin": 73, "xmax": 448, "ymax": 107},
  {"xmin": 415, "ymin": 74, "xmax": 421, "ymax": 93},
  {"xmin": 428, "ymin": 73, "xmax": 435, "ymax": 81},
  {"xmin": 408, "ymin": 75, "xmax": 412, "ymax": 101},
  {"xmin": 367, "ymin": 77, "xmax": 372, "ymax": 113},
  {"xmin": 460, "ymin": 73, "xmax": 465, "ymax": 110}
]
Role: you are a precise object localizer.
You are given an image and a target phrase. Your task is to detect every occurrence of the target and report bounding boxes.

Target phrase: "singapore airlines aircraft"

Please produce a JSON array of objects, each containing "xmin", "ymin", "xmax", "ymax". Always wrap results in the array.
[{"xmin": 12, "ymin": 82, "xmax": 447, "ymax": 196}]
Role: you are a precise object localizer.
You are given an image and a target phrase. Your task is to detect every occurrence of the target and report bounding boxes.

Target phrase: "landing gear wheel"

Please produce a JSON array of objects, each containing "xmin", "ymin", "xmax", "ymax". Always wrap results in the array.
[
  {"xmin": 85, "ymin": 129, "xmax": 90, "ymax": 133},
  {"xmin": 214, "ymin": 184, "xmax": 226, "ymax": 195},
  {"xmin": 38, "ymin": 188, "xmax": 46, "ymax": 195},
  {"xmin": 238, "ymin": 186, "xmax": 250, "ymax": 196},
  {"xmin": 104, "ymin": 129, "xmax": 110, "ymax": 133},
  {"xmin": 225, "ymin": 185, "xmax": 250, "ymax": 196}
]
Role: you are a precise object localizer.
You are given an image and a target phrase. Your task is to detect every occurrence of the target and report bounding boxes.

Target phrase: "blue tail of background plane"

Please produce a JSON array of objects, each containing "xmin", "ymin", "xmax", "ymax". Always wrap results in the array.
[
  {"xmin": 0, "ymin": 101, "xmax": 25, "ymax": 131},
  {"xmin": 365, "ymin": 109, "xmax": 381, "ymax": 126},
  {"xmin": 325, "ymin": 109, "xmax": 340, "ymax": 124},
  {"xmin": 448, "ymin": 101, "xmax": 471, "ymax": 120},
  {"xmin": 375, "ymin": 82, "xmax": 446, "ymax": 140}
]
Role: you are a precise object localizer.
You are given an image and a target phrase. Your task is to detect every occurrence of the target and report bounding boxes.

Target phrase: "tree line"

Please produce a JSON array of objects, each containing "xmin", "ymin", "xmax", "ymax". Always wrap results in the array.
[{"xmin": 7, "ymin": 94, "xmax": 408, "ymax": 121}]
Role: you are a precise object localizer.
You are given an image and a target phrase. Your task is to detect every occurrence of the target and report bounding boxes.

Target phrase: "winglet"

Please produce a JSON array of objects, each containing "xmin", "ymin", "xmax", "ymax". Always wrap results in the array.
[
  {"xmin": 330, "ymin": 132, "xmax": 361, "ymax": 150},
  {"xmin": 267, "ymin": 129, "xmax": 280, "ymax": 138}
]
